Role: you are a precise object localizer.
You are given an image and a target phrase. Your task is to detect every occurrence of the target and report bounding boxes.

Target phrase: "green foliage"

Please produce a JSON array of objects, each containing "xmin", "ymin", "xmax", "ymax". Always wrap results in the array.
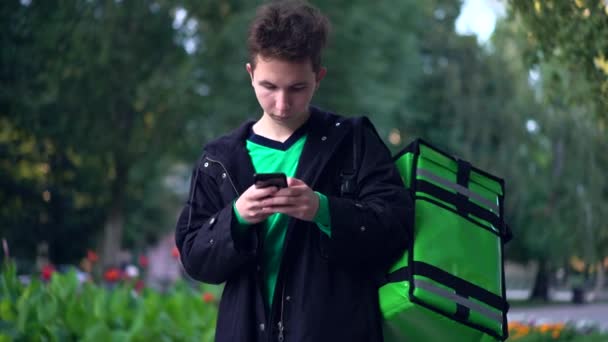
[
  {"xmin": 315, "ymin": 0, "xmax": 424, "ymax": 131},
  {"xmin": 496, "ymin": 4, "xmax": 608, "ymax": 265},
  {"xmin": 0, "ymin": 261, "xmax": 217, "ymax": 341},
  {"xmin": 509, "ymin": 0, "xmax": 608, "ymax": 124},
  {"xmin": 1, "ymin": 0, "xmax": 206, "ymax": 263},
  {"xmin": 1, "ymin": 0, "xmax": 606, "ymax": 278}
]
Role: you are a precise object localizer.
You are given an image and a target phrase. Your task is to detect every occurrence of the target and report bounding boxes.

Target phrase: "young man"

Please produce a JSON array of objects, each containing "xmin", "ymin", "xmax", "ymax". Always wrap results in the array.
[{"xmin": 175, "ymin": 1, "xmax": 411, "ymax": 341}]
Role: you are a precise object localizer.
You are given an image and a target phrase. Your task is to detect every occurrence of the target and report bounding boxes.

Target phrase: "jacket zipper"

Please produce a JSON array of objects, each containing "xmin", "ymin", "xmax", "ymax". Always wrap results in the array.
[
  {"xmin": 277, "ymin": 281, "xmax": 286, "ymax": 342},
  {"xmin": 271, "ymin": 222, "xmax": 295, "ymax": 342},
  {"xmin": 204, "ymin": 156, "xmax": 240, "ymax": 196},
  {"xmin": 210, "ymin": 120, "xmax": 349, "ymax": 341},
  {"xmin": 268, "ymin": 276, "xmax": 287, "ymax": 342},
  {"xmin": 271, "ymin": 122, "xmax": 352, "ymax": 341}
]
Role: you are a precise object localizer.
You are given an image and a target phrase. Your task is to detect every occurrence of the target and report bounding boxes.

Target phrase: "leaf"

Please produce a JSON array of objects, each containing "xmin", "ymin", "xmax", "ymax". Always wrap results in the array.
[
  {"xmin": 36, "ymin": 297, "xmax": 57, "ymax": 324},
  {"xmin": 0, "ymin": 299, "xmax": 15, "ymax": 321},
  {"xmin": 111, "ymin": 330, "xmax": 130, "ymax": 342},
  {"xmin": 93, "ymin": 288, "xmax": 107, "ymax": 321},
  {"xmin": 0, "ymin": 261, "xmax": 20, "ymax": 301},
  {"xmin": 65, "ymin": 295, "xmax": 85, "ymax": 336},
  {"xmin": 15, "ymin": 287, "xmax": 33, "ymax": 333},
  {"xmin": 82, "ymin": 322, "xmax": 112, "ymax": 342},
  {"xmin": 108, "ymin": 286, "xmax": 132, "ymax": 329},
  {"xmin": 126, "ymin": 309, "xmax": 146, "ymax": 341}
]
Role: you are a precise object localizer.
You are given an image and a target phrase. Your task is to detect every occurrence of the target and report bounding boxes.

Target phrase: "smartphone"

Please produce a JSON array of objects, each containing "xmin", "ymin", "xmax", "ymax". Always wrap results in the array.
[{"xmin": 253, "ymin": 172, "xmax": 288, "ymax": 189}]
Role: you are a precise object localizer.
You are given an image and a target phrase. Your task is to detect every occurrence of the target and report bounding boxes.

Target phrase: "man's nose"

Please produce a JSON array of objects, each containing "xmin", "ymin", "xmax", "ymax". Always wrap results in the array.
[{"xmin": 276, "ymin": 91, "xmax": 290, "ymax": 111}]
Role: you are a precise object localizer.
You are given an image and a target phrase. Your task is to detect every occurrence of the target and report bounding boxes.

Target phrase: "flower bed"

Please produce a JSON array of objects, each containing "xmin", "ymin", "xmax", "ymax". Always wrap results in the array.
[
  {"xmin": 509, "ymin": 320, "xmax": 608, "ymax": 341},
  {"xmin": 0, "ymin": 261, "xmax": 218, "ymax": 341},
  {"xmin": 4, "ymin": 258, "xmax": 608, "ymax": 341}
]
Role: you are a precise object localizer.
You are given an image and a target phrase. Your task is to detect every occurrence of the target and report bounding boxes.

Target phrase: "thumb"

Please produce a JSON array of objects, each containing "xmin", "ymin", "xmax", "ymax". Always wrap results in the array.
[{"xmin": 287, "ymin": 177, "xmax": 306, "ymax": 187}]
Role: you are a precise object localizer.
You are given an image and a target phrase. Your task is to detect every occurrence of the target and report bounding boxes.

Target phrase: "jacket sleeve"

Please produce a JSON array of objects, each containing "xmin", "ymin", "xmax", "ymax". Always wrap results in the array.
[
  {"xmin": 327, "ymin": 119, "xmax": 413, "ymax": 270},
  {"xmin": 175, "ymin": 159, "xmax": 258, "ymax": 284}
]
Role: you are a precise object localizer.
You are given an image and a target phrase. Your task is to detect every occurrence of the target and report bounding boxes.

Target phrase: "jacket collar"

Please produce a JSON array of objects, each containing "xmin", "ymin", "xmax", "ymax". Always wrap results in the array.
[
  {"xmin": 203, "ymin": 118, "xmax": 256, "ymax": 195},
  {"xmin": 203, "ymin": 106, "xmax": 350, "ymax": 194},
  {"xmin": 294, "ymin": 106, "xmax": 350, "ymax": 187}
]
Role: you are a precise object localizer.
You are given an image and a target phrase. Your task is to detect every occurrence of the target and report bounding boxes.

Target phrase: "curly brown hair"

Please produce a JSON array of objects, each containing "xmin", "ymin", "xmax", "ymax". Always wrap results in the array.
[{"xmin": 247, "ymin": 0, "xmax": 330, "ymax": 72}]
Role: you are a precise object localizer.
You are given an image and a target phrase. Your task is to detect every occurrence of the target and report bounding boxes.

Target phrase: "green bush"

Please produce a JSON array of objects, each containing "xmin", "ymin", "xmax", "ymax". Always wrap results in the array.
[{"xmin": 0, "ymin": 262, "xmax": 218, "ymax": 341}]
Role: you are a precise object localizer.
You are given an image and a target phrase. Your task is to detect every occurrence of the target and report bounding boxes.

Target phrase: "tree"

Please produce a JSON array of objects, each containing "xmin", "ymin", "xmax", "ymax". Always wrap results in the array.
[
  {"xmin": 0, "ymin": 0, "xmax": 428, "ymax": 264},
  {"xmin": 1, "ymin": 0, "xmax": 205, "ymax": 265},
  {"xmin": 509, "ymin": 0, "xmax": 608, "ymax": 124},
  {"xmin": 494, "ymin": 5, "xmax": 608, "ymax": 299},
  {"xmin": 505, "ymin": 1, "xmax": 608, "ymax": 270}
]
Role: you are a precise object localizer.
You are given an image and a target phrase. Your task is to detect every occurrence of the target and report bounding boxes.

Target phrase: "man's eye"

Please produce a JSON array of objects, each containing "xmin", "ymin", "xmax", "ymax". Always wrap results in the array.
[
  {"xmin": 291, "ymin": 86, "xmax": 306, "ymax": 92},
  {"xmin": 262, "ymin": 84, "xmax": 276, "ymax": 90}
]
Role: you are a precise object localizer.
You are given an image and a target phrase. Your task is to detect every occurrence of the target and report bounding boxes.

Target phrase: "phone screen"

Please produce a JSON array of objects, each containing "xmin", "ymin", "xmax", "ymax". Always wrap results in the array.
[{"xmin": 254, "ymin": 173, "xmax": 288, "ymax": 188}]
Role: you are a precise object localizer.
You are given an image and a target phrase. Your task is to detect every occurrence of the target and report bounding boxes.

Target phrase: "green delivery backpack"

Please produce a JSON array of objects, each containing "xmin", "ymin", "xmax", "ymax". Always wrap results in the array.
[{"xmin": 379, "ymin": 138, "xmax": 512, "ymax": 342}]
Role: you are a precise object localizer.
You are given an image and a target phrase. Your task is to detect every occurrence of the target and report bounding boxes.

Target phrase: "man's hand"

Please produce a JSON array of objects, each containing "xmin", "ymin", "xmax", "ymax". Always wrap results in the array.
[
  {"xmin": 234, "ymin": 185, "xmax": 280, "ymax": 224},
  {"xmin": 260, "ymin": 177, "xmax": 319, "ymax": 221}
]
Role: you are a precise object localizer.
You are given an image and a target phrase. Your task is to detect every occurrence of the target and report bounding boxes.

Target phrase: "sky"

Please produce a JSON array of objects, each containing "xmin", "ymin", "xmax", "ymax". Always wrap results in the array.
[{"xmin": 455, "ymin": 0, "xmax": 506, "ymax": 43}]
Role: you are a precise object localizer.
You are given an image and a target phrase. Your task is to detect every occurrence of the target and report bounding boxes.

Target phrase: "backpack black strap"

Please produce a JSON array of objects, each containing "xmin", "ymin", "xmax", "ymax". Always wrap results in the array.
[
  {"xmin": 455, "ymin": 159, "xmax": 471, "ymax": 216},
  {"xmin": 340, "ymin": 117, "xmax": 363, "ymax": 199},
  {"xmin": 340, "ymin": 117, "xmax": 386, "ymax": 289}
]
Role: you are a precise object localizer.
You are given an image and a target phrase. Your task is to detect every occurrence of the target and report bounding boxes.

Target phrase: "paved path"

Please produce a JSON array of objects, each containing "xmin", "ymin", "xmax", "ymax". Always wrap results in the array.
[{"xmin": 509, "ymin": 303, "xmax": 608, "ymax": 331}]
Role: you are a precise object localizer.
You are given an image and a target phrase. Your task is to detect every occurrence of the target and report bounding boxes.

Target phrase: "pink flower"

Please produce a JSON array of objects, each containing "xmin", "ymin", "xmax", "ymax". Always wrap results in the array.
[
  {"xmin": 134, "ymin": 279, "xmax": 145, "ymax": 293},
  {"xmin": 202, "ymin": 292, "xmax": 215, "ymax": 303},
  {"xmin": 86, "ymin": 250, "xmax": 99, "ymax": 263},
  {"xmin": 41, "ymin": 264, "xmax": 55, "ymax": 281},
  {"xmin": 138, "ymin": 255, "xmax": 149, "ymax": 268},
  {"xmin": 171, "ymin": 246, "xmax": 180, "ymax": 259},
  {"xmin": 103, "ymin": 268, "xmax": 123, "ymax": 282}
]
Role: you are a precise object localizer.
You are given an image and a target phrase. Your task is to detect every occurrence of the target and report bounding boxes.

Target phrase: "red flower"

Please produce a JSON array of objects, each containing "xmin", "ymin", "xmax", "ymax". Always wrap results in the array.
[
  {"xmin": 134, "ymin": 279, "xmax": 145, "ymax": 293},
  {"xmin": 202, "ymin": 292, "xmax": 215, "ymax": 303},
  {"xmin": 41, "ymin": 264, "xmax": 55, "ymax": 281},
  {"xmin": 171, "ymin": 246, "xmax": 180, "ymax": 259},
  {"xmin": 103, "ymin": 268, "xmax": 123, "ymax": 282},
  {"xmin": 86, "ymin": 250, "xmax": 99, "ymax": 263},
  {"xmin": 138, "ymin": 255, "xmax": 149, "ymax": 268}
]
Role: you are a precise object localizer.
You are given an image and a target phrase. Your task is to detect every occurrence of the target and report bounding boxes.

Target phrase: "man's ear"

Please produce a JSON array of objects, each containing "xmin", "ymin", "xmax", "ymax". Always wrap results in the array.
[
  {"xmin": 315, "ymin": 67, "xmax": 327, "ymax": 88},
  {"xmin": 246, "ymin": 63, "xmax": 254, "ymax": 81}
]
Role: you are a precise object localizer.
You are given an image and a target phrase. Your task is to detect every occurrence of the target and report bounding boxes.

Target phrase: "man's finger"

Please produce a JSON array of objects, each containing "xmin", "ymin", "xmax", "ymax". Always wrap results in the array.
[
  {"xmin": 264, "ymin": 206, "xmax": 297, "ymax": 216},
  {"xmin": 287, "ymin": 177, "xmax": 306, "ymax": 187},
  {"xmin": 249, "ymin": 186, "xmax": 279, "ymax": 199},
  {"xmin": 261, "ymin": 196, "xmax": 293, "ymax": 207},
  {"xmin": 273, "ymin": 187, "xmax": 301, "ymax": 197}
]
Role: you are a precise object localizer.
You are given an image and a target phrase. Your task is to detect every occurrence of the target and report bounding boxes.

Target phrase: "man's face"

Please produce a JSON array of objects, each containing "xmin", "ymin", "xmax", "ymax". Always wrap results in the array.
[{"xmin": 246, "ymin": 55, "xmax": 326, "ymax": 125}]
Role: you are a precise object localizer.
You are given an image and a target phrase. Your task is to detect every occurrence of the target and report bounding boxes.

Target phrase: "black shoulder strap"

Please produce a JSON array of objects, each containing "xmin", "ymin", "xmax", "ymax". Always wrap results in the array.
[{"xmin": 340, "ymin": 117, "xmax": 364, "ymax": 199}]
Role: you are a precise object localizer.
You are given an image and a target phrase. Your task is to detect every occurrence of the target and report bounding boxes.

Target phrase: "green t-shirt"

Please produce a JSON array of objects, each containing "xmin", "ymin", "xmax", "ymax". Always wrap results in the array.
[{"xmin": 232, "ymin": 127, "xmax": 331, "ymax": 308}]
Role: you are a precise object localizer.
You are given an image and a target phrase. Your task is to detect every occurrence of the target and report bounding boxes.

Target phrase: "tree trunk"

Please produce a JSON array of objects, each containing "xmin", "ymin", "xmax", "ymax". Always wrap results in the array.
[
  {"xmin": 101, "ymin": 204, "xmax": 124, "ymax": 267},
  {"xmin": 101, "ymin": 161, "xmax": 127, "ymax": 267},
  {"xmin": 531, "ymin": 259, "xmax": 549, "ymax": 301},
  {"xmin": 592, "ymin": 262, "xmax": 605, "ymax": 300}
]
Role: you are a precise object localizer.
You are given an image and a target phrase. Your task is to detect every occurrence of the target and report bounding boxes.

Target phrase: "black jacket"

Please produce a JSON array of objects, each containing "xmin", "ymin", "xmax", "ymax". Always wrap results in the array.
[{"xmin": 175, "ymin": 107, "xmax": 412, "ymax": 342}]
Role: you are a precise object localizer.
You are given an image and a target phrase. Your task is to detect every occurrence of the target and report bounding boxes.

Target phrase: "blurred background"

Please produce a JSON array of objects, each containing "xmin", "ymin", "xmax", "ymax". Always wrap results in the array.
[{"xmin": 1, "ymin": 0, "xmax": 607, "ymax": 334}]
